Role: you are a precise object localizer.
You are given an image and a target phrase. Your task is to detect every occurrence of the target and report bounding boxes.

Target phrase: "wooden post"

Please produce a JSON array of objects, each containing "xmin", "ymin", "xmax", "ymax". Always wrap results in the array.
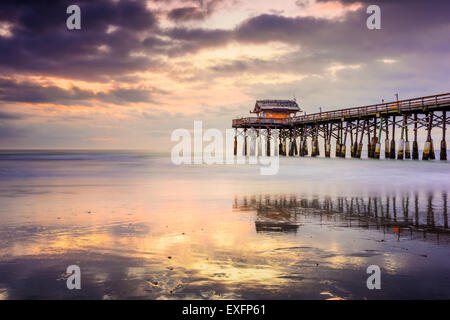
[
  {"xmin": 405, "ymin": 115, "xmax": 411, "ymax": 159},
  {"xmin": 349, "ymin": 122, "xmax": 354, "ymax": 158},
  {"xmin": 375, "ymin": 116, "xmax": 382, "ymax": 159},
  {"xmin": 326, "ymin": 123, "xmax": 332, "ymax": 157},
  {"xmin": 234, "ymin": 128, "xmax": 237, "ymax": 156},
  {"xmin": 298, "ymin": 129, "xmax": 302, "ymax": 157},
  {"xmin": 357, "ymin": 120, "xmax": 365, "ymax": 158},
  {"xmin": 293, "ymin": 128, "xmax": 298, "ymax": 156},
  {"xmin": 367, "ymin": 119, "xmax": 371, "ymax": 158},
  {"xmin": 354, "ymin": 119, "xmax": 359, "ymax": 158},
  {"xmin": 412, "ymin": 113, "xmax": 419, "ymax": 159},
  {"xmin": 423, "ymin": 112, "xmax": 432, "ymax": 160},
  {"xmin": 390, "ymin": 115, "xmax": 396, "ymax": 159},
  {"xmin": 441, "ymin": 111, "xmax": 447, "ymax": 160},
  {"xmin": 243, "ymin": 128, "xmax": 247, "ymax": 156},
  {"xmin": 257, "ymin": 129, "xmax": 262, "ymax": 157},
  {"xmin": 397, "ymin": 115, "xmax": 405, "ymax": 160},
  {"xmin": 303, "ymin": 130, "xmax": 308, "ymax": 156},
  {"xmin": 335, "ymin": 122, "xmax": 342, "ymax": 157},
  {"xmin": 278, "ymin": 129, "xmax": 283, "ymax": 156},
  {"xmin": 371, "ymin": 117, "xmax": 377, "ymax": 158},
  {"xmin": 384, "ymin": 117, "xmax": 389, "ymax": 159},
  {"xmin": 289, "ymin": 129, "xmax": 294, "ymax": 156},
  {"xmin": 342, "ymin": 122, "xmax": 349, "ymax": 158},
  {"xmin": 315, "ymin": 125, "xmax": 320, "ymax": 157},
  {"xmin": 266, "ymin": 129, "xmax": 271, "ymax": 156}
]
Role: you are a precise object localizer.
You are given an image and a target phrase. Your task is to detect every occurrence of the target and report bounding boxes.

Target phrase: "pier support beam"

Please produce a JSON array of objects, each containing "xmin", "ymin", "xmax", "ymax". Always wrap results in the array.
[
  {"xmin": 257, "ymin": 130, "xmax": 262, "ymax": 157},
  {"xmin": 390, "ymin": 116, "xmax": 396, "ymax": 159},
  {"xmin": 441, "ymin": 111, "xmax": 447, "ymax": 161},
  {"xmin": 311, "ymin": 125, "xmax": 319, "ymax": 157},
  {"xmin": 234, "ymin": 129, "xmax": 237, "ymax": 156},
  {"xmin": 430, "ymin": 137, "xmax": 435, "ymax": 160},
  {"xmin": 341, "ymin": 122, "xmax": 349, "ymax": 158},
  {"xmin": 298, "ymin": 129, "xmax": 304, "ymax": 157},
  {"xmin": 249, "ymin": 129, "xmax": 256, "ymax": 156},
  {"xmin": 397, "ymin": 115, "xmax": 406, "ymax": 160},
  {"xmin": 412, "ymin": 113, "xmax": 419, "ymax": 159},
  {"xmin": 303, "ymin": 134, "xmax": 308, "ymax": 156},
  {"xmin": 293, "ymin": 129, "xmax": 298, "ymax": 156},
  {"xmin": 325, "ymin": 124, "xmax": 331, "ymax": 158},
  {"xmin": 353, "ymin": 120, "xmax": 359, "ymax": 158},
  {"xmin": 375, "ymin": 117, "xmax": 382, "ymax": 159},
  {"xmin": 366, "ymin": 119, "xmax": 372, "ymax": 158},
  {"xmin": 423, "ymin": 113, "xmax": 433, "ymax": 160},
  {"xmin": 266, "ymin": 129, "xmax": 271, "ymax": 156},
  {"xmin": 405, "ymin": 117, "xmax": 411, "ymax": 159},
  {"xmin": 349, "ymin": 123, "xmax": 354, "ymax": 158},
  {"xmin": 370, "ymin": 118, "xmax": 377, "ymax": 158},
  {"xmin": 357, "ymin": 120, "xmax": 365, "ymax": 158},
  {"xmin": 384, "ymin": 118, "xmax": 389, "ymax": 159},
  {"xmin": 289, "ymin": 129, "xmax": 294, "ymax": 156},
  {"xmin": 335, "ymin": 122, "xmax": 342, "ymax": 157},
  {"xmin": 243, "ymin": 128, "xmax": 247, "ymax": 156}
]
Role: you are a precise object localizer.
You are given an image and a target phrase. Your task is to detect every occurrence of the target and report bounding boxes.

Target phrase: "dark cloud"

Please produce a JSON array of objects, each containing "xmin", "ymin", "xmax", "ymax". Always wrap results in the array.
[
  {"xmin": 167, "ymin": 0, "xmax": 226, "ymax": 22},
  {"xmin": 168, "ymin": 7, "xmax": 207, "ymax": 21},
  {"xmin": 0, "ymin": 78, "xmax": 163, "ymax": 105},
  {"xmin": 0, "ymin": 0, "xmax": 160, "ymax": 80},
  {"xmin": 164, "ymin": 27, "xmax": 232, "ymax": 56}
]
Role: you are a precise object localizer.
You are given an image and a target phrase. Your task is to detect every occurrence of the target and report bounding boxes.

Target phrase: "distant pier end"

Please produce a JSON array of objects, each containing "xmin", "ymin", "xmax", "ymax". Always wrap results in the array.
[{"xmin": 232, "ymin": 93, "xmax": 450, "ymax": 160}]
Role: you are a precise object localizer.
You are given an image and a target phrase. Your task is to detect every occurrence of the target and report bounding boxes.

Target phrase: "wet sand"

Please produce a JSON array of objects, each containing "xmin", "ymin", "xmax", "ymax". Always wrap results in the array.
[{"xmin": 0, "ymin": 151, "xmax": 449, "ymax": 299}]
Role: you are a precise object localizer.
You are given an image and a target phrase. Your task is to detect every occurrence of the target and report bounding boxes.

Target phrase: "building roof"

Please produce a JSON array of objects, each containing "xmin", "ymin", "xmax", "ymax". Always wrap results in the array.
[{"xmin": 253, "ymin": 100, "xmax": 300, "ymax": 113}]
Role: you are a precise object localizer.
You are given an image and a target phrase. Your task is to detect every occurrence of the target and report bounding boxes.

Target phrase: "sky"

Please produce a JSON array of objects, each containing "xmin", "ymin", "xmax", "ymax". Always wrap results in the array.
[{"xmin": 0, "ymin": 0, "xmax": 449, "ymax": 150}]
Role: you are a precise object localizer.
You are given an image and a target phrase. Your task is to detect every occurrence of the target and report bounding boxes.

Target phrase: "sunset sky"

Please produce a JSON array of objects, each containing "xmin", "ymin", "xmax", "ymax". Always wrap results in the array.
[{"xmin": 0, "ymin": 0, "xmax": 449, "ymax": 150}]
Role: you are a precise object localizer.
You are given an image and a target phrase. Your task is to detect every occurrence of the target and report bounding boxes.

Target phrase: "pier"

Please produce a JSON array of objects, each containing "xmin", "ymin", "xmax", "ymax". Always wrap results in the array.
[{"xmin": 232, "ymin": 93, "xmax": 450, "ymax": 160}]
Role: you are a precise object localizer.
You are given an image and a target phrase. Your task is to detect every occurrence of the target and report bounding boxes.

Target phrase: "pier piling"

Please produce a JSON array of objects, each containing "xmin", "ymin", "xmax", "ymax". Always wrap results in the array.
[
  {"xmin": 397, "ymin": 115, "xmax": 406, "ymax": 160},
  {"xmin": 423, "ymin": 113, "xmax": 433, "ymax": 160},
  {"xmin": 390, "ymin": 116, "xmax": 396, "ymax": 159},
  {"xmin": 243, "ymin": 128, "xmax": 247, "ymax": 156},
  {"xmin": 441, "ymin": 111, "xmax": 447, "ymax": 160},
  {"xmin": 234, "ymin": 129, "xmax": 237, "ymax": 156},
  {"xmin": 413, "ymin": 113, "xmax": 419, "ymax": 159}
]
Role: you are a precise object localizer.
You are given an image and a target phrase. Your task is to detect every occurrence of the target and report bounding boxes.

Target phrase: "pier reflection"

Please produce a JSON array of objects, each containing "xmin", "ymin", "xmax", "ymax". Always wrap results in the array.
[{"xmin": 233, "ymin": 192, "xmax": 449, "ymax": 240}]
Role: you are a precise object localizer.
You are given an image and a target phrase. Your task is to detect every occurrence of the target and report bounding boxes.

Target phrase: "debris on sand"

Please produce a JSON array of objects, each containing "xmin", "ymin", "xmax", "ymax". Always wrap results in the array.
[{"xmin": 57, "ymin": 272, "xmax": 72, "ymax": 281}]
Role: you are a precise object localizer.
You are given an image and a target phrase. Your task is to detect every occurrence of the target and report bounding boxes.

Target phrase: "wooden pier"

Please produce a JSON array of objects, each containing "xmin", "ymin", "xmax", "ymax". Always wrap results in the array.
[{"xmin": 232, "ymin": 93, "xmax": 450, "ymax": 160}]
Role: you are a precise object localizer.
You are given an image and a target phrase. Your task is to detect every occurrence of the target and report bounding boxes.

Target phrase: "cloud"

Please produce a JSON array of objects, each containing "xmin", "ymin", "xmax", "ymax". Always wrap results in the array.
[
  {"xmin": 0, "ymin": 111, "xmax": 25, "ymax": 120},
  {"xmin": 0, "ymin": 0, "xmax": 160, "ymax": 80},
  {"xmin": 167, "ymin": 0, "xmax": 226, "ymax": 22},
  {"xmin": 0, "ymin": 78, "xmax": 164, "ymax": 105}
]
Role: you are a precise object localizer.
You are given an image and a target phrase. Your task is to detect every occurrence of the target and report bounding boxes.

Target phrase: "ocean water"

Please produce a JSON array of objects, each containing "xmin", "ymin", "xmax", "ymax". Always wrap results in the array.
[{"xmin": 0, "ymin": 150, "xmax": 449, "ymax": 299}]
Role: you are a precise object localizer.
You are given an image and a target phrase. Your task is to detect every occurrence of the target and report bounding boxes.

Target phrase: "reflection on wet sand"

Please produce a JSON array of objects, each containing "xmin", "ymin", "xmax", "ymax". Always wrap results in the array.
[
  {"xmin": 234, "ymin": 193, "xmax": 449, "ymax": 241},
  {"xmin": 0, "ymin": 190, "xmax": 449, "ymax": 299},
  {"xmin": 0, "ymin": 152, "xmax": 449, "ymax": 299}
]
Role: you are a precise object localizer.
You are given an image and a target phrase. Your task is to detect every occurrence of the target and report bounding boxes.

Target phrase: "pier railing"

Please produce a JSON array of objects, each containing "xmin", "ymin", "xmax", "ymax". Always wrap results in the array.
[{"xmin": 232, "ymin": 93, "xmax": 450, "ymax": 127}]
